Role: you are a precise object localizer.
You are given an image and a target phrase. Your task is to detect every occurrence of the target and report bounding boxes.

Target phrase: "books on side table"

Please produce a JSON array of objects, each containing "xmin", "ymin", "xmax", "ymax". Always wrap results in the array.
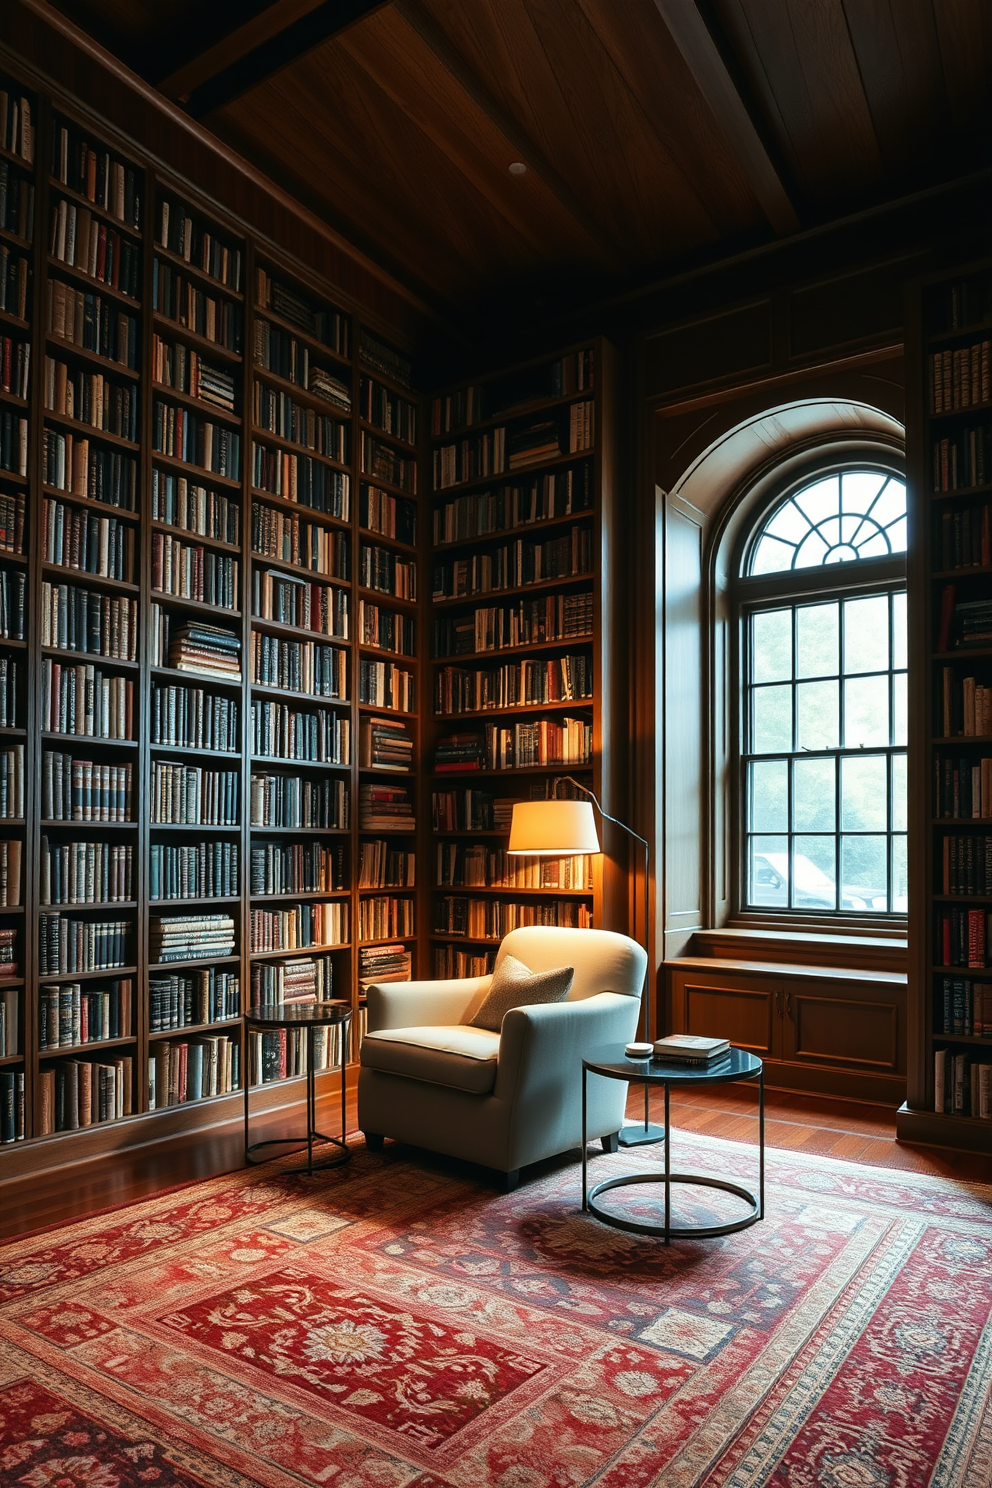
[{"xmin": 652, "ymin": 1034, "xmax": 730, "ymax": 1066}]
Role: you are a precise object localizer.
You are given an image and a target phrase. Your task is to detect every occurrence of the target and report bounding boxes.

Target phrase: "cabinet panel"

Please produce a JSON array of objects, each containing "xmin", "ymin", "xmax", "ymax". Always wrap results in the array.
[
  {"xmin": 675, "ymin": 972, "xmax": 776, "ymax": 1056},
  {"xmin": 788, "ymin": 988, "xmax": 901, "ymax": 1072}
]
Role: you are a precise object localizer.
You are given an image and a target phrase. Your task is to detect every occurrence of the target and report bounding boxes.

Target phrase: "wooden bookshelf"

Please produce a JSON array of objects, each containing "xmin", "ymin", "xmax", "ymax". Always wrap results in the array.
[
  {"xmin": 0, "ymin": 60, "xmax": 421, "ymax": 1169},
  {"xmin": 425, "ymin": 340, "xmax": 614, "ymax": 982},
  {"xmin": 901, "ymin": 260, "xmax": 992, "ymax": 1151}
]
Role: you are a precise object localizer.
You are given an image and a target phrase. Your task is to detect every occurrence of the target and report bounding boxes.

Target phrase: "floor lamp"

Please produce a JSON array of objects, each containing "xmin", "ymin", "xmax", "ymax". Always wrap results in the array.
[{"xmin": 507, "ymin": 778, "xmax": 664, "ymax": 1147}]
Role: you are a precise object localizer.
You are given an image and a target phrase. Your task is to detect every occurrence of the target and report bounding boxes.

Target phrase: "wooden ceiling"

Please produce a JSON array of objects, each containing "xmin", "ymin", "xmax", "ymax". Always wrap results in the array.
[{"xmin": 38, "ymin": 0, "xmax": 992, "ymax": 322}]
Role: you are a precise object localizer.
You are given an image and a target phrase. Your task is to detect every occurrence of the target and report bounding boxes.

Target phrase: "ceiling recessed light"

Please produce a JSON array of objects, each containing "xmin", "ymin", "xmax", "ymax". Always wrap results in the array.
[{"xmin": 508, "ymin": 161, "xmax": 527, "ymax": 176}]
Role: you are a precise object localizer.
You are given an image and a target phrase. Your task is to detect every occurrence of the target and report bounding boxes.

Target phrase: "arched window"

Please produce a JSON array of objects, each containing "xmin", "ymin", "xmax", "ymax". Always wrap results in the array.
[{"xmin": 737, "ymin": 466, "xmax": 907, "ymax": 918}]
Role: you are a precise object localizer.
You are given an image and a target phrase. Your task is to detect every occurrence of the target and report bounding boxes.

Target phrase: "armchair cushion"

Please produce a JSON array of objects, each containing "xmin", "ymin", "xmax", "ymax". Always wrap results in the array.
[
  {"xmin": 361, "ymin": 1024, "xmax": 500, "ymax": 1094},
  {"xmin": 467, "ymin": 954, "xmax": 573, "ymax": 1032}
]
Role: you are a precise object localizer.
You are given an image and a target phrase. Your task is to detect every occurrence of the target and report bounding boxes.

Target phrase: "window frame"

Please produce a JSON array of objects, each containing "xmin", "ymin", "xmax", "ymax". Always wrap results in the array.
[{"xmin": 731, "ymin": 457, "xmax": 908, "ymax": 932}]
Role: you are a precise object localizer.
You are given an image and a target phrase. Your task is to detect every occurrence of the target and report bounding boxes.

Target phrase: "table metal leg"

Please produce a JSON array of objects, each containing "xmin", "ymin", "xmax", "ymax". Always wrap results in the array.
[
  {"xmin": 306, "ymin": 1026, "xmax": 315, "ymax": 1175},
  {"xmin": 243, "ymin": 1046, "xmax": 250, "ymax": 1161},
  {"xmin": 340, "ymin": 1030, "xmax": 347, "ymax": 1146},
  {"xmin": 664, "ymin": 1082, "xmax": 671, "ymax": 1245},
  {"xmin": 759, "ymin": 1066, "xmax": 765, "ymax": 1220},
  {"xmin": 581, "ymin": 1065, "xmax": 588, "ymax": 1212}
]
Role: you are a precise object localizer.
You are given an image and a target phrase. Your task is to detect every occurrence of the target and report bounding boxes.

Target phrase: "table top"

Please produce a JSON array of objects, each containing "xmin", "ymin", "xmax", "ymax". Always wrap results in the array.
[
  {"xmin": 583, "ymin": 1043, "xmax": 761, "ymax": 1085},
  {"xmin": 246, "ymin": 1000, "xmax": 353, "ymax": 1028}
]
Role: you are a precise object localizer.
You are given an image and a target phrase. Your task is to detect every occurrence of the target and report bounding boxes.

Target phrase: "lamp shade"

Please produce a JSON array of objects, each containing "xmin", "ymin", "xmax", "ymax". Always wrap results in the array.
[{"xmin": 507, "ymin": 799, "xmax": 601, "ymax": 855}]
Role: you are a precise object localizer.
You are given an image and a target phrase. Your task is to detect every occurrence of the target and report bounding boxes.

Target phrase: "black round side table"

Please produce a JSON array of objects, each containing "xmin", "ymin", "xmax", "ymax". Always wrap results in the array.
[
  {"xmin": 243, "ymin": 1001, "xmax": 352, "ymax": 1174},
  {"xmin": 581, "ymin": 1044, "xmax": 764, "ymax": 1243}
]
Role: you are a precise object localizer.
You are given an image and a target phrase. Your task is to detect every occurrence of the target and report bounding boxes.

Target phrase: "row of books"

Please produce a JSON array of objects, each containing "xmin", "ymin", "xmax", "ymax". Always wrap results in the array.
[
  {"xmin": 252, "ymin": 442, "xmax": 351, "ymax": 517},
  {"xmin": 42, "ymin": 499, "xmax": 134, "ymax": 581},
  {"xmin": 0, "ymin": 87, "xmax": 33, "ymax": 162},
  {"xmin": 39, "ymin": 1053, "xmax": 134, "ymax": 1132},
  {"xmin": 934, "ymin": 1049, "xmax": 992, "ymax": 1119},
  {"xmin": 358, "ymin": 328, "xmax": 410, "ymax": 389},
  {"xmin": 434, "ymin": 654, "xmax": 593, "ymax": 713},
  {"xmin": 931, "ymin": 427, "xmax": 991, "ymax": 494},
  {"xmin": 936, "ymin": 976, "xmax": 992, "ymax": 1036},
  {"xmin": 935, "ymin": 908, "xmax": 992, "ymax": 968},
  {"xmin": 359, "ymin": 782, "xmax": 414, "ymax": 831},
  {"xmin": 249, "ymin": 840, "xmax": 345, "ymax": 896},
  {"xmin": 431, "ymin": 526, "xmax": 593, "ymax": 600},
  {"xmin": 435, "ymin": 718, "xmax": 592, "ymax": 772},
  {"xmin": 360, "ymin": 378, "xmax": 416, "ymax": 445},
  {"xmin": 432, "ymin": 467, "xmax": 593, "ymax": 545},
  {"xmin": 0, "ymin": 655, "xmax": 17, "ymax": 728},
  {"xmin": 250, "ymin": 952, "xmax": 335, "ymax": 1007},
  {"xmin": 149, "ymin": 841, "xmax": 240, "ymax": 901},
  {"xmin": 433, "ymin": 896, "xmax": 593, "ymax": 937},
  {"xmin": 0, "ymin": 566, "xmax": 24, "ymax": 639},
  {"xmin": 0, "ymin": 744, "xmax": 23, "ymax": 819},
  {"xmin": 152, "ymin": 260, "xmax": 242, "ymax": 353},
  {"xmin": 433, "ymin": 592, "xmax": 593, "ymax": 657},
  {"xmin": 929, "ymin": 341, "xmax": 990, "ymax": 414},
  {"xmin": 148, "ymin": 1034, "xmax": 238, "ymax": 1108},
  {"xmin": 357, "ymin": 658, "xmax": 414, "ymax": 712},
  {"xmin": 151, "ymin": 683, "xmax": 239, "ymax": 751},
  {"xmin": 939, "ymin": 835, "xmax": 992, "ymax": 895},
  {"xmin": 257, "ymin": 268, "xmax": 349, "ymax": 356},
  {"xmin": 359, "ymin": 716, "xmax": 412, "ymax": 771},
  {"xmin": 149, "ymin": 912, "xmax": 235, "ymax": 964},
  {"xmin": 48, "ymin": 279, "xmax": 139, "ymax": 370},
  {"xmin": 38, "ymin": 978, "xmax": 131, "ymax": 1048},
  {"xmin": 249, "ymin": 1024, "xmax": 348, "ymax": 1084},
  {"xmin": 939, "ymin": 670, "xmax": 991, "ymax": 737},
  {"xmin": 43, "ymin": 754, "xmax": 131, "ymax": 821},
  {"xmin": 359, "ymin": 484, "xmax": 417, "ymax": 544},
  {"xmin": 435, "ymin": 845, "xmax": 592, "ymax": 890},
  {"xmin": 361, "ymin": 433, "xmax": 417, "ymax": 494},
  {"xmin": 358, "ymin": 599, "xmax": 415, "ymax": 657},
  {"xmin": 0, "ymin": 409, "xmax": 27, "ymax": 477},
  {"xmin": 253, "ymin": 568, "xmax": 349, "ymax": 637},
  {"xmin": 431, "ymin": 788, "xmax": 513, "ymax": 832},
  {"xmin": 935, "ymin": 756, "xmax": 992, "ymax": 820},
  {"xmin": 149, "ymin": 761, "xmax": 240, "ymax": 825},
  {"xmin": 0, "ymin": 487, "xmax": 25, "ymax": 554},
  {"xmin": 44, "ymin": 357, "xmax": 138, "ymax": 441},
  {"xmin": 253, "ymin": 382, "xmax": 348, "ymax": 462},
  {"xmin": 40, "ymin": 838, "xmax": 131, "ymax": 906},
  {"xmin": 0, "ymin": 1069, "xmax": 24, "ymax": 1143},
  {"xmin": 249, "ymin": 900, "xmax": 348, "ymax": 952},
  {"xmin": 252, "ymin": 501, "xmax": 349, "ymax": 578},
  {"xmin": 50, "ymin": 199, "xmax": 140, "ymax": 299},
  {"xmin": 937, "ymin": 586, "xmax": 992, "ymax": 650},
  {"xmin": 432, "ymin": 406, "xmax": 593, "ymax": 490},
  {"xmin": 153, "ymin": 471, "xmax": 240, "ymax": 543},
  {"xmin": 39, "ymin": 914, "xmax": 129, "ymax": 974},
  {"xmin": 0, "ymin": 332, "xmax": 29, "ymax": 398},
  {"xmin": 0, "ymin": 983, "xmax": 16, "ymax": 1055},
  {"xmin": 357, "ymin": 895, "xmax": 414, "ymax": 941},
  {"xmin": 41, "ymin": 659, "xmax": 134, "ymax": 738},
  {"xmin": 250, "ymin": 772, "xmax": 348, "ymax": 829},
  {"xmin": 251, "ymin": 632, "xmax": 347, "ymax": 698},
  {"xmin": 358, "ymin": 839, "xmax": 415, "ymax": 888},
  {"xmin": 929, "ymin": 277, "xmax": 992, "ymax": 335},
  {"xmin": 157, "ymin": 198, "xmax": 243, "ymax": 290},
  {"xmin": 151, "ymin": 531, "xmax": 238, "ymax": 607},
  {"xmin": 152, "ymin": 400, "xmax": 241, "ymax": 479},
  {"xmin": 936, "ymin": 502, "xmax": 990, "ymax": 569},
  {"xmin": 149, "ymin": 967, "xmax": 240, "ymax": 1031},
  {"xmin": 434, "ymin": 945, "xmax": 495, "ymax": 978},
  {"xmin": 41, "ymin": 430, "xmax": 137, "ymax": 508},
  {"xmin": 0, "ymin": 159, "xmax": 33, "ymax": 240},
  {"xmin": 359, "ymin": 542, "xmax": 416, "ymax": 600},
  {"xmin": 53, "ymin": 120, "xmax": 140, "ymax": 228},
  {"xmin": 151, "ymin": 612, "xmax": 241, "ymax": 677},
  {"xmin": 152, "ymin": 334, "xmax": 236, "ymax": 412},
  {"xmin": 251, "ymin": 700, "xmax": 350, "ymax": 765},
  {"xmin": 0, "ymin": 244, "xmax": 30, "ymax": 322}
]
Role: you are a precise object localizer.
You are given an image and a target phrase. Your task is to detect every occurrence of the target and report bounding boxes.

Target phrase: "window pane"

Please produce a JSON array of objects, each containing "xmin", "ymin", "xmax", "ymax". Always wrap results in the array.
[
  {"xmin": 793, "ymin": 475, "xmax": 839, "ymax": 527},
  {"xmin": 843, "ymin": 595, "xmax": 889, "ymax": 674},
  {"xmin": 793, "ymin": 757, "xmax": 835, "ymax": 831},
  {"xmin": 797, "ymin": 679, "xmax": 839, "ymax": 750},
  {"xmin": 891, "ymin": 835, "xmax": 908, "ymax": 912},
  {"xmin": 843, "ymin": 675, "xmax": 889, "ymax": 747},
  {"xmin": 841, "ymin": 836, "xmax": 888, "ymax": 912},
  {"xmin": 752, "ymin": 684, "xmax": 793, "ymax": 753},
  {"xmin": 750, "ymin": 760, "xmax": 788, "ymax": 832},
  {"xmin": 797, "ymin": 602, "xmax": 839, "ymax": 678},
  {"xmin": 892, "ymin": 753, "xmax": 907, "ymax": 832},
  {"xmin": 841, "ymin": 755, "xmax": 887, "ymax": 830},
  {"xmin": 748, "ymin": 836, "xmax": 788, "ymax": 906},
  {"xmin": 892, "ymin": 592, "xmax": 907, "ymax": 669},
  {"xmin": 792, "ymin": 836, "xmax": 836, "ymax": 910},
  {"xmin": 893, "ymin": 672, "xmax": 907, "ymax": 745},
  {"xmin": 752, "ymin": 609, "xmax": 792, "ymax": 683}
]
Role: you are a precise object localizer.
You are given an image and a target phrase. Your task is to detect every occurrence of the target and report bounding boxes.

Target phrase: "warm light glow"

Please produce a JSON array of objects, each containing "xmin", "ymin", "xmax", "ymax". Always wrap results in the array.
[{"xmin": 507, "ymin": 800, "xmax": 601, "ymax": 855}]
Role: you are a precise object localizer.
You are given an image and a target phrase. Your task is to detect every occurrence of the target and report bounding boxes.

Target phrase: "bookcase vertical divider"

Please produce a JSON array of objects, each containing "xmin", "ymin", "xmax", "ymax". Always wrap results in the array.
[
  {"xmin": 136, "ymin": 158, "xmax": 153, "ymax": 1116},
  {"xmin": 240, "ymin": 233, "xmax": 255, "ymax": 1084}
]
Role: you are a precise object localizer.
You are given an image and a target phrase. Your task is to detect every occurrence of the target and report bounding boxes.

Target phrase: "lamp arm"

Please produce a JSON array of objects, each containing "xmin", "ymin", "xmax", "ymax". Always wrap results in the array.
[{"xmin": 554, "ymin": 776, "xmax": 650, "ymax": 855}]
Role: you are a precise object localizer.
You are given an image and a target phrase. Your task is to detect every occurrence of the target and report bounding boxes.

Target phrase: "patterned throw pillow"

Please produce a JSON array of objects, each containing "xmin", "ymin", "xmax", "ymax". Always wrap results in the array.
[{"xmin": 468, "ymin": 953, "xmax": 574, "ymax": 1032}]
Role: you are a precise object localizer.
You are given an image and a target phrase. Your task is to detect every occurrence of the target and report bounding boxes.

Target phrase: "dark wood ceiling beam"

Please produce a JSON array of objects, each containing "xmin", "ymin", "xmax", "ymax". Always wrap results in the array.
[
  {"xmin": 651, "ymin": 0, "xmax": 799, "ymax": 235},
  {"xmin": 164, "ymin": 0, "xmax": 391, "ymax": 118}
]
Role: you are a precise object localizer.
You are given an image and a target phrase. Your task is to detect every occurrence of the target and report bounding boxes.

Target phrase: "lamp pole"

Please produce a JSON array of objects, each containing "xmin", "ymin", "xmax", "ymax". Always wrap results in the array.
[{"xmin": 555, "ymin": 777, "xmax": 664, "ymax": 1147}]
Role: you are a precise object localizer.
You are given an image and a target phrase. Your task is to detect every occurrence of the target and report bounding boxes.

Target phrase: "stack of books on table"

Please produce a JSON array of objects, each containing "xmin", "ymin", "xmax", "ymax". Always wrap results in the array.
[
  {"xmin": 652, "ymin": 1035, "xmax": 730, "ymax": 1066},
  {"xmin": 308, "ymin": 366, "xmax": 352, "ymax": 412},
  {"xmin": 359, "ymin": 716, "xmax": 413, "ymax": 771},
  {"xmin": 359, "ymin": 782, "xmax": 415, "ymax": 831},
  {"xmin": 149, "ymin": 913, "xmax": 236, "ymax": 964},
  {"xmin": 169, "ymin": 621, "xmax": 241, "ymax": 679},
  {"xmin": 359, "ymin": 943, "xmax": 410, "ymax": 990}
]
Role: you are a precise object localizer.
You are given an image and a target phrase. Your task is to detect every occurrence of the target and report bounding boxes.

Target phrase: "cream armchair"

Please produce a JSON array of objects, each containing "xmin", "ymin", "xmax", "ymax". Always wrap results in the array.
[{"xmin": 359, "ymin": 925, "xmax": 646, "ymax": 1188}]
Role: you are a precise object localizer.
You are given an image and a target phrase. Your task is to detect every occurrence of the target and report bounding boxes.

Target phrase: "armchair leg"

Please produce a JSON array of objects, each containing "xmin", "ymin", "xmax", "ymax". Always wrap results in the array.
[
  {"xmin": 601, "ymin": 1132, "xmax": 620, "ymax": 1154},
  {"xmin": 364, "ymin": 1132, "xmax": 385, "ymax": 1152},
  {"xmin": 500, "ymin": 1169, "xmax": 521, "ymax": 1192}
]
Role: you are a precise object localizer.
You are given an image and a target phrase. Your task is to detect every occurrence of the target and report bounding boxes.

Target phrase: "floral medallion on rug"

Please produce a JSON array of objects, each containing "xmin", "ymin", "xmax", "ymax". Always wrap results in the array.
[{"xmin": 1, "ymin": 1130, "xmax": 991, "ymax": 1488}]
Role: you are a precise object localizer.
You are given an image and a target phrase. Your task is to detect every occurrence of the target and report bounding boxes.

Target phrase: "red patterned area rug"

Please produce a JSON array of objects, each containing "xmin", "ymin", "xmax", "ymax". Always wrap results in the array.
[{"xmin": 1, "ymin": 1130, "xmax": 992, "ymax": 1488}]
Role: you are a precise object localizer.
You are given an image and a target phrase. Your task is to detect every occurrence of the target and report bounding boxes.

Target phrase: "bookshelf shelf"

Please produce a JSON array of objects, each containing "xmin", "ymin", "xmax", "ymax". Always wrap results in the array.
[
  {"xmin": 42, "ymin": 412, "xmax": 139, "ymax": 456},
  {"xmin": 152, "ymin": 452, "xmax": 242, "ymax": 489},
  {"xmin": 153, "ymin": 242, "xmax": 244, "ymax": 299},
  {"xmin": 40, "ymin": 486, "xmax": 140, "ymax": 520},
  {"xmin": 48, "ymin": 178, "xmax": 143, "ymax": 239},
  {"xmin": 47, "ymin": 335, "xmax": 140, "ymax": 381},
  {"xmin": 39, "ymin": 1036, "xmax": 136, "ymax": 1057},
  {"xmin": 253, "ymin": 304, "xmax": 350, "ymax": 364},
  {"xmin": 45, "ymin": 257, "xmax": 139, "ymax": 307},
  {"xmin": 147, "ymin": 1017, "xmax": 241, "ymax": 1041},
  {"xmin": 151, "ymin": 313, "xmax": 242, "ymax": 364},
  {"xmin": 252, "ymin": 361, "xmax": 350, "ymax": 411},
  {"xmin": 150, "ymin": 520, "xmax": 240, "ymax": 556},
  {"xmin": 152, "ymin": 381, "xmax": 241, "ymax": 426},
  {"xmin": 40, "ymin": 564, "xmax": 139, "ymax": 595},
  {"xmin": 251, "ymin": 425, "xmax": 349, "ymax": 475}
]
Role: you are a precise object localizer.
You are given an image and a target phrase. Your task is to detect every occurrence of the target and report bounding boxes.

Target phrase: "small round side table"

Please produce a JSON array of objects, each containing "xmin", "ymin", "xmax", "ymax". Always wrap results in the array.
[
  {"xmin": 243, "ymin": 1001, "xmax": 352, "ymax": 1174},
  {"xmin": 582, "ymin": 1044, "xmax": 764, "ymax": 1243}
]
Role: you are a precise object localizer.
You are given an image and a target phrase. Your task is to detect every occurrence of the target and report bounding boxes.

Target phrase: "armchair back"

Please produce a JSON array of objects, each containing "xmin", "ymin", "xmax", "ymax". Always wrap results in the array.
[{"xmin": 495, "ymin": 926, "xmax": 645, "ymax": 1003}]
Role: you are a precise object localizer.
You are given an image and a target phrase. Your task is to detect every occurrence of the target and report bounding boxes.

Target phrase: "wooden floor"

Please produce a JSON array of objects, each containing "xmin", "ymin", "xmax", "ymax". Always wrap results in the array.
[{"xmin": 2, "ymin": 1084, "xmax": 991, "ymax": 1243}]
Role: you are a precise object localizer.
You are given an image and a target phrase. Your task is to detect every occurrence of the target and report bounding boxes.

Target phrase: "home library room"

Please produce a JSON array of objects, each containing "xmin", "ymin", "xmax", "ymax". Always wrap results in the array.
[
  {"xmin": 0, "ymin": 54, "xmax": 425, "ymax": 1163},
  {"xmin": 426, "ymin": 341, "xmax": 615, "ymax": 977},
  {"xmin": 905, "ymin": 256, "xmax": 992, "ymax": 1151}
]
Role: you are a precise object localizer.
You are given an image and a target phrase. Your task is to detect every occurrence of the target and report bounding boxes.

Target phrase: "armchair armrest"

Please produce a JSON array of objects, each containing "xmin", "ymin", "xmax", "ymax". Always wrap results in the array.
[
  {"xmin": 365, "ymin": 974, "xmax": 493, "ymax": 1033},
  {"xmin": 493, "ymin": 992, "xmax": 638, "ymax": 1100}
]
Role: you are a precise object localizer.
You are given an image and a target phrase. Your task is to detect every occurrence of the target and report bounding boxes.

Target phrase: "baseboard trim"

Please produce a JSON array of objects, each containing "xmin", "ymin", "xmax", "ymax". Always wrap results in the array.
[{"xmin": 896, "ymin": 1102, "xmax": 992, "ymax": 1155}]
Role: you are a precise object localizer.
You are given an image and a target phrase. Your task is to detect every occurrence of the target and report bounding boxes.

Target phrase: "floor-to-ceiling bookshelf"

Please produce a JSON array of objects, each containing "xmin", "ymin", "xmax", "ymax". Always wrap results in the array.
[
  {"xmin": 426, "ymin": 340, "xmax": 615, "ymax": 977},
  {"xmin": 902, "ymin": 258, "xmax": 992, "ymax": 1152},
  {"xmin": 0, "ymin": 60, "xmax": 423, "ymax": 1166}
]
